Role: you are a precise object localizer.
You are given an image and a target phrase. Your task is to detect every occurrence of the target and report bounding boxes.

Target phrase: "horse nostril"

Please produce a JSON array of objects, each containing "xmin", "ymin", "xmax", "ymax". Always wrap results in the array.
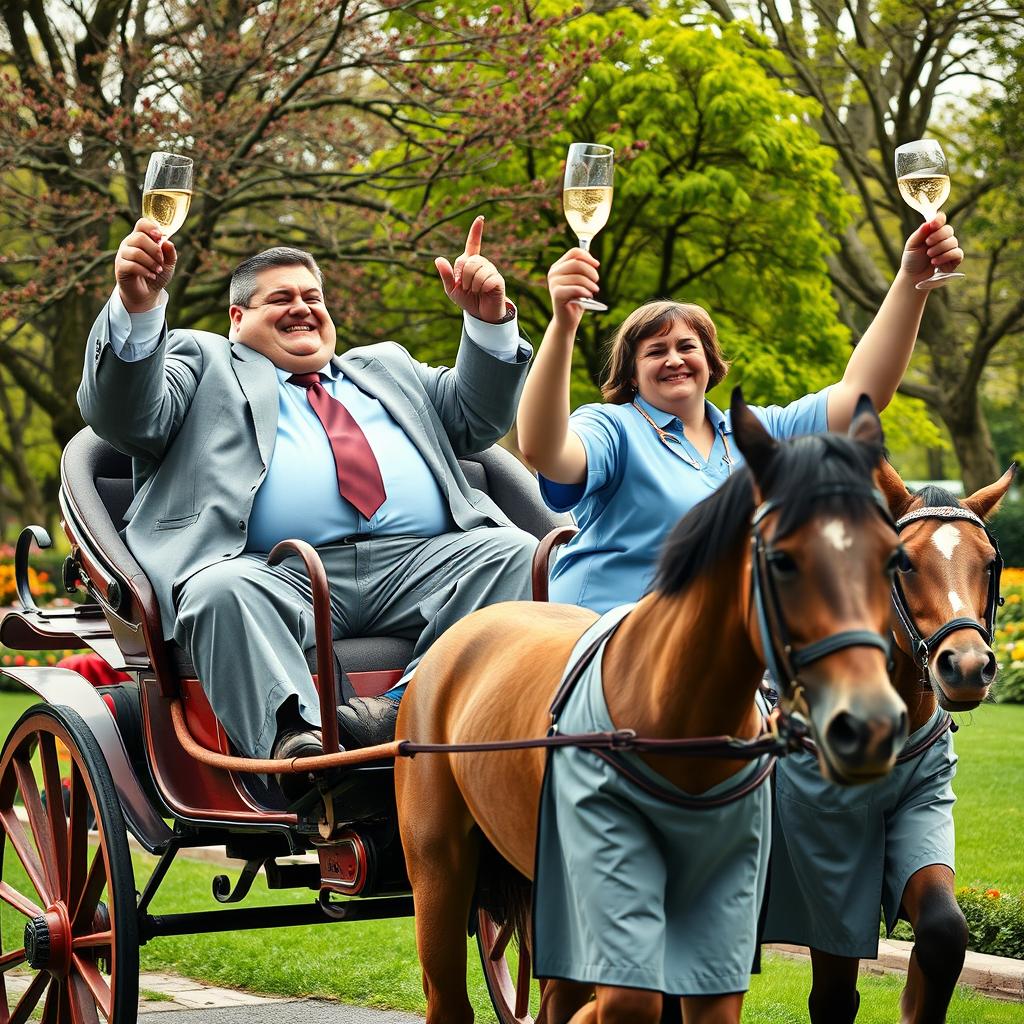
[
  {"xmin": 895, "ymin": 708, "xmax": 908, "ymax": 741},
  {"xmin": 982, "ymin": 650, "xmax": 997, "ymax": 684},
  {"xmin": 824, "ymin": 711, "xmax": 865, "ymax": 760},
  {"xmin": 936, "ymin": 650, "xmax": 956, "ymax": 684}
]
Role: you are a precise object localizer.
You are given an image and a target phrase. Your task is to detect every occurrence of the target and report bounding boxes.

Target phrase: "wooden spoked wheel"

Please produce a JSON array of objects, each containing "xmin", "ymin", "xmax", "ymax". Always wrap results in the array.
[
  {"xmin": 0, "ymin": 705, "xmax": 138, "ymax": 1024},
  {"xmin": 476, "ymin": 908, "xmax": 536, "ymax": 1024}
]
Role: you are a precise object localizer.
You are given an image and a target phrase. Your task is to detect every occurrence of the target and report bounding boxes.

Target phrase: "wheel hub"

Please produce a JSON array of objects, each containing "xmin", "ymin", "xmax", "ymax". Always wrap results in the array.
[{"xmin": 23, "ymin": 904, "xmax": 71, "ymax": 975}]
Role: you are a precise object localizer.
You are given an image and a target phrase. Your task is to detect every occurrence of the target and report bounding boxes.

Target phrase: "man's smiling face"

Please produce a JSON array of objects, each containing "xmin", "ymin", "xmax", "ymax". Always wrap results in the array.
[{"xmin": 229, "ymin": 265, "xmax": 337, "ymax": 372}]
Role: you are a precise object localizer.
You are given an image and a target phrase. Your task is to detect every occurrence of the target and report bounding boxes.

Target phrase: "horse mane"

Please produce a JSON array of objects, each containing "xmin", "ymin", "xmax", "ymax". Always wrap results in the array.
[
  {"xmin": 914, "ymin": 484, "xmax": 963, "ymax": 510},
  {"xmin": 654, "ymin": 432, "xmax": 884, "ymax": 595}
]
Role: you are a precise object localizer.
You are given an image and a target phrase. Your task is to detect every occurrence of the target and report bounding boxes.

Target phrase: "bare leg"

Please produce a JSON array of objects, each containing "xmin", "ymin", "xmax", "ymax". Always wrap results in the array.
[
  {"xmin": 899, "ymin": 865, "xmax": 967, "ymax": 1024},
  {"xmin": 808, "ymin": 949, "xmax": 860, "ymax": 1023},
  {"xmin": 538, "ymin": 980, "xmax": 593, "ymax": 1024},
  {"xmin": 568, "ymin": 986, "xmax": 661, "ymax": 1024},
  {"xmin": 681, "ymin": 992, "xmax": 744, "ymax": 1024}
]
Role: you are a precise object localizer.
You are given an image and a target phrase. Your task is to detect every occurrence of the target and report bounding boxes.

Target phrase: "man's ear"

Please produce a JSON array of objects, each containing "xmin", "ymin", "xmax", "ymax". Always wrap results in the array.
[
  {"xmin": 877, "ymin": 458, "xmax": 914, "ymax": 521},
  {"xmin": 730, "ymin": 387, "xmax": 777, "ymax": 483},
  {"xmin": 848, "ymin": 394, "xmax": 884, "ymax": 452}
]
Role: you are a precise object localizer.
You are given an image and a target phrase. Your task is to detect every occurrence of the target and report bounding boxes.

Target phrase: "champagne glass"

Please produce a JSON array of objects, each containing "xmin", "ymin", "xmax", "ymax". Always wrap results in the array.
[
  {"xmin": 142, "ymin": 152, "xmax": 194, "ymax": 239},
  {"xmin": 563, "ymin": 142, "xmax": 614, "ymax": 311},
  {"xmin": 894, "ymin": 139, "xmax": 964, "ymax": 291}
]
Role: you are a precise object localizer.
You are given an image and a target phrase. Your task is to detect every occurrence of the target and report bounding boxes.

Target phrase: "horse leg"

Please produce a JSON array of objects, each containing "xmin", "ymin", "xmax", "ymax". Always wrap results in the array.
[
  {"xmin": 807, "ymin": 949, "xmax": 860, "ymax": 1024},
  {"xmin": 398, "ymin": 758, "xmax": 480, "ymax": 1024},
  {"xmin": 680, "ymin": 993, "xmax": 743, "ymax": 1023},
  {"xmin": 898, "ymin": 865, "xmax": 967, "ymax": 1024},
  {"xmin": 537, "ymin": 980, "xmax": 593, "ymax": 1024}
]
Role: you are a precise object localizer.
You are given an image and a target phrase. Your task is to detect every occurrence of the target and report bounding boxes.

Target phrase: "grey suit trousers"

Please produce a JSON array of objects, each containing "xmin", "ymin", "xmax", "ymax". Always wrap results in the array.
[{"xmin": 173, "ymin": 527, "xmax": 536, "ymax": 758}]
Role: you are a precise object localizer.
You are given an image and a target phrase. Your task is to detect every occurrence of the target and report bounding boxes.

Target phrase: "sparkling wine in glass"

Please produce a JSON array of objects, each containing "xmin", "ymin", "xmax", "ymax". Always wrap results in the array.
[
  {"xmin": 142, "ymin": 152, "xmax": 194, "ymax": 239},
  {"xmin": 563, "ymin": 143, "xmax": 614, "ymax": 312},
  {"xmin": 894, "ymin": 140, "xmax": 964, "ymax": 291}
]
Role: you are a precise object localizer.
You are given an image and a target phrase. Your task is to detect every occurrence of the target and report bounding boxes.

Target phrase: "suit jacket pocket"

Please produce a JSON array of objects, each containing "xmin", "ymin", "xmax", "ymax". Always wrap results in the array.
[{"xmin": 154, "ymin": 512, "xmax": 200, "ymax": 531}]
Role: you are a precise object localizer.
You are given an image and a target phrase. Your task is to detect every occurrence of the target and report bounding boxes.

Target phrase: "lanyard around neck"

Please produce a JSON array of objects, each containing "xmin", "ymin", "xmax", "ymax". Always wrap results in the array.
[{"xmin": 631, "ymin": 400, "xmax": 734, "ymax": 475}]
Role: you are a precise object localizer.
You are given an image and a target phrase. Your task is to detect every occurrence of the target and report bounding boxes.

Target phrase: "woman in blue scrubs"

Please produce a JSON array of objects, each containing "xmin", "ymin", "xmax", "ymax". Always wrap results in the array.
[{"xmin": 517, "ymin": 215, "xmax": 963, "ymax": 612}]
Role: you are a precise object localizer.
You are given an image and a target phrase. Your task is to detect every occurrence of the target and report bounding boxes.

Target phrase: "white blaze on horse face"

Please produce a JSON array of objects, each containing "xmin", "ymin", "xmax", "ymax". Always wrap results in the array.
[
  {"xmin": 932, "ymin": 523, "xmax": 962, "ymax": 561},
  {"xmin": 822, "ymin": 520, "xmax": 853, "ymax": 552},
  {"xmin": 948, "ymin": 590, "xmax": 964, "ymax": 614}
]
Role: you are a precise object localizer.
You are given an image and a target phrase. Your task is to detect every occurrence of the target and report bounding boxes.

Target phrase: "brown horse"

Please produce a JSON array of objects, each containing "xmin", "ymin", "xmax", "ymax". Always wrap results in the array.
[
  {"xmin": 395, "ymin": 391, "xmax": 908, "ymax": 1024},
  {"xmin": 777, "ymin": 461, "xmax": 1013, "ymax": 1024}
]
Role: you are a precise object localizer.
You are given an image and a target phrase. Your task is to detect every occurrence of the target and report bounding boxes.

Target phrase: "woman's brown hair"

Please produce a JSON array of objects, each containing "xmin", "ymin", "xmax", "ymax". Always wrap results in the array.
[{"xmin": 600, "ymin": 301, "xmax": 730, "ymax": 404}]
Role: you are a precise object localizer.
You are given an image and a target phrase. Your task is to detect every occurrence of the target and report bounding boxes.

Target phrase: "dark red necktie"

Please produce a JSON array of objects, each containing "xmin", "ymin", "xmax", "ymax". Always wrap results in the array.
[{"xmin": 288, "ymin": 372, "xmax": 387, "ymax": 519}]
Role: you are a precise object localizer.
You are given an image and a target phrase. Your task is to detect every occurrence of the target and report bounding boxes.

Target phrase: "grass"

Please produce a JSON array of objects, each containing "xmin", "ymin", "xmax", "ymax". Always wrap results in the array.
[
  {"xmin": 0, "ymin": 690, "xmax": 1020, "ymax": 1020},
  {"xmin": 946, "ymin": 704, "xmax": 1024, "ymax": 890}
]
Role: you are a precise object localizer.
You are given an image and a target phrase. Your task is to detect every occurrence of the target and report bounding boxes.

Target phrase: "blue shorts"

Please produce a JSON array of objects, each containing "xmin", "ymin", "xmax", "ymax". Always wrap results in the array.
[
  {"xmin": 763, "ymin": 708, "xmax": 957, "ymax": 958},
  {"xmin": 533, "ymin": 608, "xmax": 772, "ymax": 996}
]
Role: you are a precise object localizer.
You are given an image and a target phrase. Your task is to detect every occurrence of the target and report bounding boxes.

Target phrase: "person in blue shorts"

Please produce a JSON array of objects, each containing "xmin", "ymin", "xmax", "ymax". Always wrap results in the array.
[{"xmin": 517, "ymin": 215, "xmax": 963, "ymax": 613}]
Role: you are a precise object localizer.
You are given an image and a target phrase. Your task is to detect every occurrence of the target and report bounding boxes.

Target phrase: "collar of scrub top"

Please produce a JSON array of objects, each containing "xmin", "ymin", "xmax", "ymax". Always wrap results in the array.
[{"xmin": 631, "ymin": 394, "xmax": 734, "ymax": 474}]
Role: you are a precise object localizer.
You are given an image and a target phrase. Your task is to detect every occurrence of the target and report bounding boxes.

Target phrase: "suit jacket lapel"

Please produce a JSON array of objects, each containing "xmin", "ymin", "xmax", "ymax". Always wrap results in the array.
[{"xmin": 231, "ymin": 343, "xmax": 279, "ymax": 468}]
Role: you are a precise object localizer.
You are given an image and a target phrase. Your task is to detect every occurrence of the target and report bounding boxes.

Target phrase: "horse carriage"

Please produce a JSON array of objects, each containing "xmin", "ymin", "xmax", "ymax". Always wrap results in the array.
[
  {"xmin": 0, "ymin": 398, "xmax": 1010, "ymax": 1024},
  {"xmin": 0, "ymin": 426, "xmax": 571, "ymax": 1024}
]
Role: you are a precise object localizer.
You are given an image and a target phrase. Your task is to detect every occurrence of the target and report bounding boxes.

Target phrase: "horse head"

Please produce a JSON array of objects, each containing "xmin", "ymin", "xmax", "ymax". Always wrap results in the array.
[
  {"xmin": 731, "ymin": 389, "xmax": 907, "ymax": 784},
  {"xmin": 878, "ymin": 460, "xmax": 1014, "ymax": 711}
]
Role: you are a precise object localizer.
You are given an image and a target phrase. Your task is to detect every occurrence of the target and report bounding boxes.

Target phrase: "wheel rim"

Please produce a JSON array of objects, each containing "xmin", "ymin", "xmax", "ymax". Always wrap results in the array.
[
  {"xmin": 477, "ymin": 908, "xmax": 535, "ymax": 1024},
  {"xmin": 0, "ymin": 709, "xmax": 137, "ymax": 1024}
]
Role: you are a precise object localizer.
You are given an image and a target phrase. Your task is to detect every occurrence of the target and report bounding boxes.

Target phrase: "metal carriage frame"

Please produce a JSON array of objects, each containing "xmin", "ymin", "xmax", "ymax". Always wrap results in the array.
[{"xmin": 0, "ymin": 427, "xmax": 575, "ymax": 1024}]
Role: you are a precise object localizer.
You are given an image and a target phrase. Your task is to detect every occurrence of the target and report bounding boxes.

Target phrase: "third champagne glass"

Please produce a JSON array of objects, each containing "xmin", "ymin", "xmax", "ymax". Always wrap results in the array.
[
  {"xmin": 894, "ymin": 139, "xmax": 964, "ymax": 291},
  {"xmin": 142, "ymin": 152, "xmax": 194, "ymax": 240},
  {"xmin": 563, "ymin": 143, "xmax": 614, "ymax": 311}
]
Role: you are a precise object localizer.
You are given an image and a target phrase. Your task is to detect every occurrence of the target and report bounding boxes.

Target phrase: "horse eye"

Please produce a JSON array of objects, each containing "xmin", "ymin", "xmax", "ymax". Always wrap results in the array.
[
  {"xmin": 888, "ymin": 548, "xmax": 912, "ymax": 575},
  {"xmin": 768, "ymin": 551, "xmax": 798, "ymax": 577}
]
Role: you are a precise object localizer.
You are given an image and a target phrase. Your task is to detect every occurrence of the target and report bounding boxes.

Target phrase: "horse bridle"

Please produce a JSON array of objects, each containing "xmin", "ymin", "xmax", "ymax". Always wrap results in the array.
[
  {"xmin": 750, "ymin": 484, "xmax": 895, "ymax": 714},
  {"xmin": 890, "ymin": 505, "xmax": 1003, "ymax": 691}
]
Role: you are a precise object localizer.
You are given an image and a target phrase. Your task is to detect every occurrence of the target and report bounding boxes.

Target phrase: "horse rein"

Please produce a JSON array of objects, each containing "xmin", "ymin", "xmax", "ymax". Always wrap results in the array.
[{"xmin": 889, "ymin": 505, "xmax": 1003, "ymax": 693}]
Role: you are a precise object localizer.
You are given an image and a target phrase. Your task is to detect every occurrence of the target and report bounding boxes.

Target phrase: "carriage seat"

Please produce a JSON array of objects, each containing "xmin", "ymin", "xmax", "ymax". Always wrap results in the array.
[{"xmin": 60, "ymin": 428, "xmax": 571, "ymax": 705}]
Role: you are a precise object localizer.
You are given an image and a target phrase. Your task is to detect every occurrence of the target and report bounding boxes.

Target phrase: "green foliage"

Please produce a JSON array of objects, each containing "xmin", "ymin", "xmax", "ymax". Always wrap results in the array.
[{"xmin": 992, "ymin": 507, "xmax": 1024, "ymax": 579}]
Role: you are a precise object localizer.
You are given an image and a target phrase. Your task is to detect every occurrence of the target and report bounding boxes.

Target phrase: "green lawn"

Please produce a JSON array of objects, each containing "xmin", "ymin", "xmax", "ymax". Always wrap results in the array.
[{"xmin": 0, "ymin": 689, "xmax": 1020, "ymax": 1021}]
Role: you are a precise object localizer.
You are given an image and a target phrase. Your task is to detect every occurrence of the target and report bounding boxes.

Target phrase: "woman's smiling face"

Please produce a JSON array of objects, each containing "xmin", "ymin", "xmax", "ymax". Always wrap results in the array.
[{"xmin": 632, "ymin": 323, "xmax": 711, "ymax": 411}]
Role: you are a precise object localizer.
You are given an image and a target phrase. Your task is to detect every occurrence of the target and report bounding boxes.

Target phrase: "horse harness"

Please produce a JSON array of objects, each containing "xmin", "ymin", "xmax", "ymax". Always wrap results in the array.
[{"xmin": 403, "ymin": 481, "xmax": 898, "ymax": 810}]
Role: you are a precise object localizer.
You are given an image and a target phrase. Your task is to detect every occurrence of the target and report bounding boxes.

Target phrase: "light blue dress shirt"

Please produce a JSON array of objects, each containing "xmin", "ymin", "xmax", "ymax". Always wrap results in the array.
[
  {"xmin": 105, "ymin": 290, "xmax": 522, "ymax": 550},
  {"xmin": 540, "ymin": 390, "xmax": 831, "ymax": 613}
]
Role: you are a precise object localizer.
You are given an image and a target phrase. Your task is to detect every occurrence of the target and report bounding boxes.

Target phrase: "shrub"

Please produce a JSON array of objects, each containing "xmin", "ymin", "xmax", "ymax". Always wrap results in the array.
[
  {"xmin": 888, "ymin": 888, "xmax": 1024, "ymax": 960},
  {"xmin": 992, "ymin": 503, "xmax": 1024, "ymax": 570},
  {"xmin": 994, "ymin": 569, "xmax": 1024, "ymax": 703}
]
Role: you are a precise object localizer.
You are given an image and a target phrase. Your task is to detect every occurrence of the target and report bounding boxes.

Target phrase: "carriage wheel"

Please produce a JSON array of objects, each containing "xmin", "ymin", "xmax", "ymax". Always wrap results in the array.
[
  {"xmin": 476, "ymin": 908, "xmax": 535, "ymax": 1024},
  {"xmin": 0, "ymin": 705, "xmax": 139, "ymax": 1024}
]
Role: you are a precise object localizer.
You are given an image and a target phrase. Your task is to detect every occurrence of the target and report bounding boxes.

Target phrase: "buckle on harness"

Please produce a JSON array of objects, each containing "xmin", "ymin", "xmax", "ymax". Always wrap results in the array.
[{"xmin": 610, "ymin": 728, "xmax": 637, "ymax": 749}]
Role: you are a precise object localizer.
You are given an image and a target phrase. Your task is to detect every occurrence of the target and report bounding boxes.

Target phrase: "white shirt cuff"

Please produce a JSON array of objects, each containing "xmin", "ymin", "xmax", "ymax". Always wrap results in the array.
[
  {"xmin": 107, "ymin": 288, "xmax": 168, "ymax": 361},
  {"xmin": 464, "ymin": 303, "xmax": 520, "ymax": 363}
]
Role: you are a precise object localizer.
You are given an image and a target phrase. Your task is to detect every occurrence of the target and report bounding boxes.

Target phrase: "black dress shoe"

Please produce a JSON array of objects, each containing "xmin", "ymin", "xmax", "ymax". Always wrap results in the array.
[
  {"xmin": 271, "ymin": 728, "xmax": 324, "ymax": 801},
  {"xmin": 337, "ymin": 696, "xmax": 400, "ymax": 748}
]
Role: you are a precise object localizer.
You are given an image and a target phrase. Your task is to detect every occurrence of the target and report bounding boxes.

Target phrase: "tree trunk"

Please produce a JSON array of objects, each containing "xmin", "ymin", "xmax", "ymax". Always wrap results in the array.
[{"xmin": 940, "ymin": 395, "xmax": 1001, "ymax": 494}]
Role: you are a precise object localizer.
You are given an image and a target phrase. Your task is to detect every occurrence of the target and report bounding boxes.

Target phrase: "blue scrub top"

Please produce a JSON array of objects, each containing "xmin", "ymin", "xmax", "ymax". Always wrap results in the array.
[{"xmin": 540, "ymin": 389, "xmax": 832, "ymax": 613}]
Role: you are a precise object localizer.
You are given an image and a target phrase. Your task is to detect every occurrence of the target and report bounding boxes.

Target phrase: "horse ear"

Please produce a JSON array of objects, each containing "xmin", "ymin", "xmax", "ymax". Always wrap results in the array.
[
  {"xmin": 963, "ymin": 463, "xmax": 1016, "ymax": 521},
  {"xmin": 848, "ymin": 394, "xmax": 884, "ymax": 453},
  {"xmin": 876, "ymin": 458, "xmax": 914, "ymax": 520},
  {"xmin": 730, "ymin": 386, "xmax": 777, "ymax": 481}
]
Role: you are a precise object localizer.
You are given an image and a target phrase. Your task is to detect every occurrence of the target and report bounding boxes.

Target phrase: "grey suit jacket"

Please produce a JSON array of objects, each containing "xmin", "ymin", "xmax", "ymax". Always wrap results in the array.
[{"xmin": 77, "ymin": 301, "xmax": 533, "ymax": 638}]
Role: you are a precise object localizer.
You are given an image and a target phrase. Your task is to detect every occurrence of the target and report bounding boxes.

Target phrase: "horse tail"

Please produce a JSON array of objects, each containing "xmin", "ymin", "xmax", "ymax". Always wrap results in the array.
[{"xmin": 473, "ymin": 831, "xmax": 533, "ymax": 954}]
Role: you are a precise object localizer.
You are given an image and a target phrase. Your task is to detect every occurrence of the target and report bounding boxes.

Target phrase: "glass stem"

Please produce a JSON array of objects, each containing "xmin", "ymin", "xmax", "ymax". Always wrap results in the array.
[{"xmin": 578, "ymin": 236, "xmax": 591, "ymax": 253}]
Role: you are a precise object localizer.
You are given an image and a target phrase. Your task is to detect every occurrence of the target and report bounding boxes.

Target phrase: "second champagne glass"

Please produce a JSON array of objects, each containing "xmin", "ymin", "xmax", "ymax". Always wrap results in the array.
[
  {"xmin": 142, "ymin": 152, "xmax": 194, "ymax": 240},
  {"xmin": 894, "ymin": 139, "xmax": 964, "ymax": 291},
  {"xmin": 563, "ymin": 143, "xmax": 614, "ymax": 312}
]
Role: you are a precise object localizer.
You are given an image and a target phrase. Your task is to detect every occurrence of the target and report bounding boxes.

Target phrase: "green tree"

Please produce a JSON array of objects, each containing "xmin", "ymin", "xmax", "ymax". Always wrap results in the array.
[
  {"xmin": 0, "ymin": 0, "xmax": 589, "ymax": 526},
  {"xmin": 704, "ymin": 0, "xmax": 1024, "ymax": 490}
]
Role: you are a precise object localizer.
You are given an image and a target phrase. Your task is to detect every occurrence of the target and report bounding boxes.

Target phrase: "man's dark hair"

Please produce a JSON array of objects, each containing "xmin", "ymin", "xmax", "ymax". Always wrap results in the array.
[{"xmin": 229, "ymin": 247, "xmax": 324, "ymax": 308}]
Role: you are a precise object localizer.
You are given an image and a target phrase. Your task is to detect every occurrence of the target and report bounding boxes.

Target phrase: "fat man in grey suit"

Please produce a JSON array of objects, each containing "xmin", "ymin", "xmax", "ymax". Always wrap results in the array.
[{"xmin": 78, "ymin": 215, "xmax": 537, "ymax": 768}]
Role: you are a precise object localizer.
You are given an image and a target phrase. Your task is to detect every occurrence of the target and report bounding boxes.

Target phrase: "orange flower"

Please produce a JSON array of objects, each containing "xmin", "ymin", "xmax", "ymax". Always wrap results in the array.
[{"xmin": 985, "ymin": 888, "xmax": 1000, "ymax": 899}]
